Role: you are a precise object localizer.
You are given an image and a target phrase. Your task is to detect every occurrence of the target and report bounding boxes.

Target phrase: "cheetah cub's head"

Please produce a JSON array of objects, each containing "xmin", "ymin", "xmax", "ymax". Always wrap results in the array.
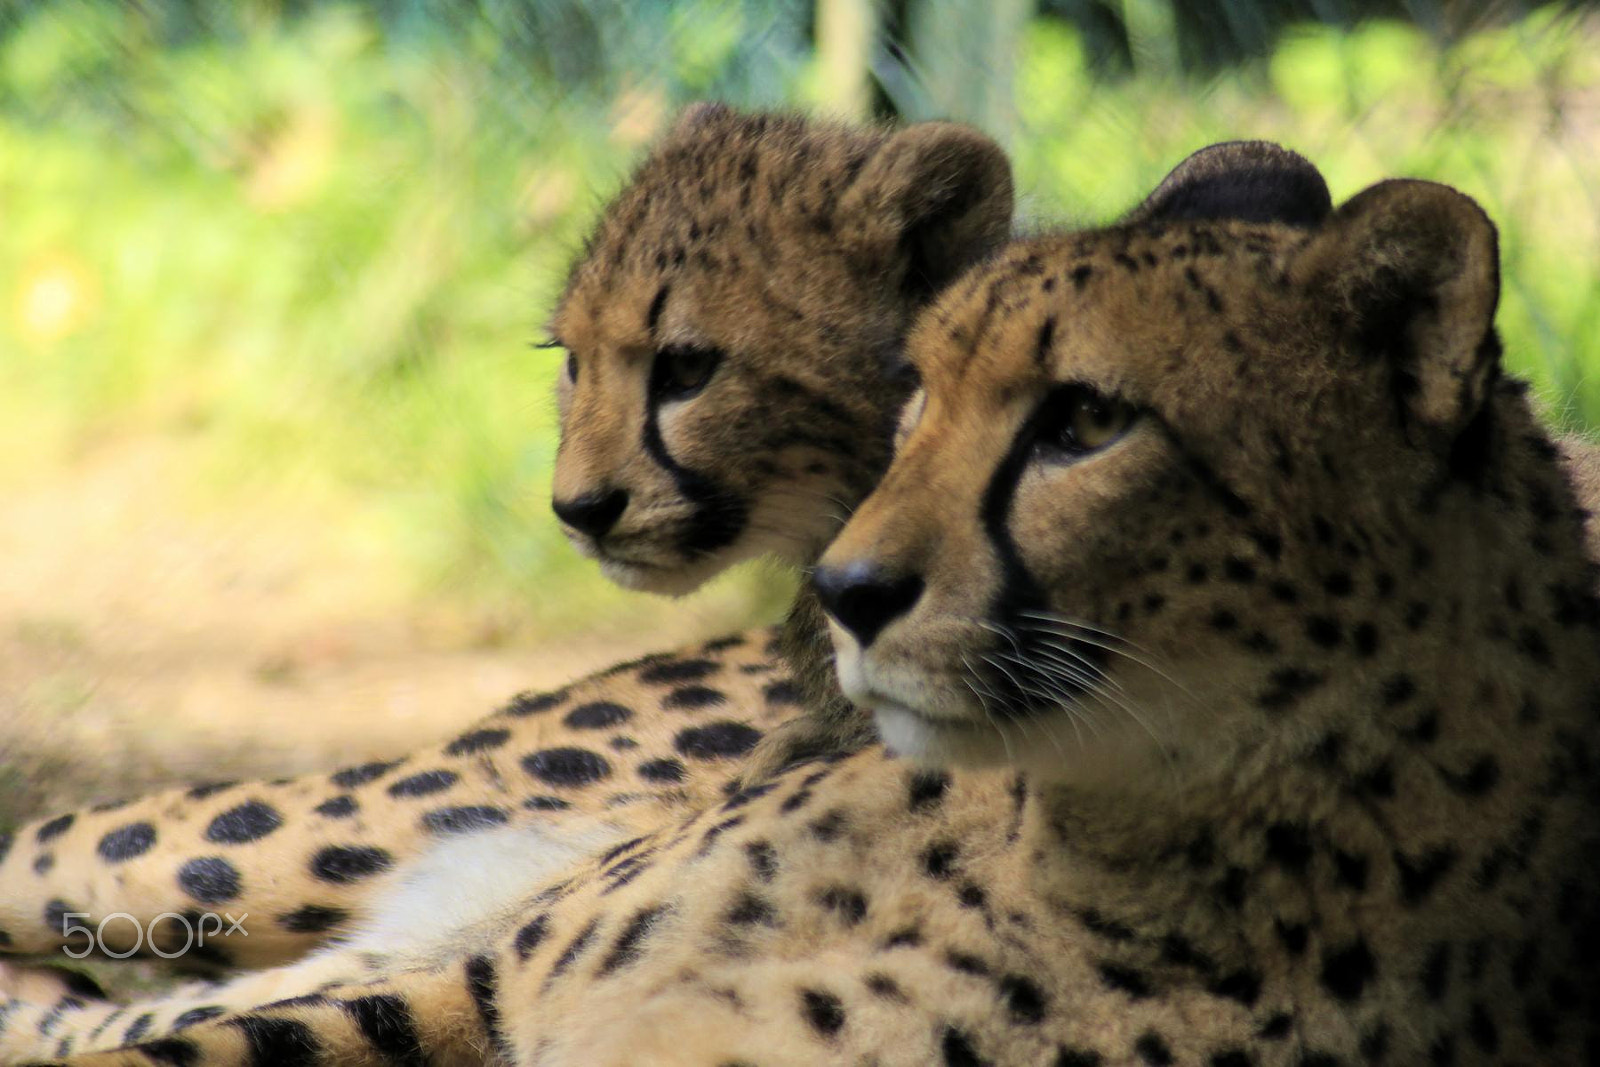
[
  {"xmin": 818, "ymin": 150, "xmax": 1515, "ymax": 784},
  {"xmin": 548, "ymin": 105, "xmax": 1011, "ymax": 595}
]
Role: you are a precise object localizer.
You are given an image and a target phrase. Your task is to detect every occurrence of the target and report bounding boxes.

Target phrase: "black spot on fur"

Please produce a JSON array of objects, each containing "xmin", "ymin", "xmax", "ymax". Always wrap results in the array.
[
  {"xmin": 313, "ymin": 795, "xmax": 357, "ymax": 818},
  {"xmin": 205, "ymin": 800, "xmax": 283, "ymax": 844},
  {"xmin": 229, "ymin": 1014, "xmax": 321, "ymax": 1067},
  {"xmin": 1320, "ymin": 939, "xmax": 1377, "ymax": 1002},
  {"xmin": 386, "ymin": 769, "xmax": 458, "ymax": 798},
  {"xmin": 763, "ymin": 679, "xmax": 803, "ymax": 704},
  {"xmin": 946, "ymin": 950, "xmax": 991, "ymax": 976},
  {"xmin": 1209, "ymin": 969, "xmax": 1262, "ymax": 1007},
  {"xmin": 421, "ymin": 805, "xmax": 510, "ymax": 835},
  {"xmin": 123, "ymin": 1013, "xmax": 154, "ymax": 1043},
  {"xmin": 598, "ymin": 904, "xmax": 670, "ymax": 975},
  {"xmin": 675, "ymin": 721, "xmax": 762, "ymax": 760},
  {"xmin": 1395, "ymin": 846, "xmax": 1457, "ymax": 905},
  {"xmin": 800, "ymin": 988, "xmax": 846, "ymax": 1037},
  {"xmin": 663, "ymin": 685, "xmax": 728, "ymax": 710},
  {"xmin": 1305, "ymin": 616, "xmax": 1342, "ymax": 647},
  {"xmin": 464, "ymin": 955, "xmax": 507, "ymax": 1058},
  {"xmin": 639, "ymin": 658, "xmax": 718, "ymax": 684},
  {"xmin": 1098, "ymin": 961, "xmax": 1153, "ymax": 998},
  {"xmin": 522, "ymin": 747, "xmax": 612, "ymax": 787},
  {"xmin": 445, "ymin": 728, "xmax": 511, "ymax": 756},
  {"xmin": 503, "ymin": 690, "xmax": 566, "ymax": 716},
  {"xmin": 999, "ymin": 974, "xmax": 1047, "ymax": 1023},
  {"xmin": 745, "ymin": 840, "xmax": 778, "ymax": 881},
  {"xmin": 1421, "ymin": 941, "xmax": 1451, "ymax": 1000},
  {"xmin": 816, "ymin": 885, "xmax": 868, "ymax": 925},
  {"xmin": 637, "ymin": 757, "xmax": 688, "ymax": 783},
  {"xmin": 1275, "ymin": 920, "xmax": 1309, "ymax": 955},
  {"xmin": 329, "ymin": 761, "xmax": 398, "ymax": 789},
  {"xmin": 726, "ymin": 892, "xmax": 778, "ymax": 926},
  {"xmin": 908, "ymin": 770, "xmax": 950, "ymax": 810},
  {"xmin": 523, "ymin": 795, "xmax": 571, "ymax": 811},
  {"xmin": 1265, "ymin": 823, "xmax": 1312, "ymax": 873},
  {"xmin": 342, "ymin": 994, "xmax": 424, "ymax": 1066},
  {"xmin": 546, "ymin": 918, "xmax": 599, "ymax": 982},
  {"xmin": 1334, "ymin": 850, "xmax": 1370, "ymax": 890},
  {"xmin": 1135, "ymin": 1031, "xmax": 1175, "ymax": 1064},
  {"xmin": 942, "ymin": 1026, "xmax": 985, "ymax": 1066},
  {"xmin": 1441, "ymin": 755, "xmax": 1500, "ymax": 797},
  {"xmin": 96, "ymin": 823, "xmax": 157, "ymax": 862},
  {"xmin": 564, "ymin": 701, "xmax": 633, "ymax": 729},
  {"xmin": 513, "ymin": 914, "xmax": 549, "ymax": 960},
  {"xmin": 171, "ymin": 1006, "xmax": 225, "ymax": 1030},
  {"xmin": 309, "ymin": 845, "xmax": 393, "ymax": 883},
  {"xmin": 923, "ymin": 841, "xmax": 959, "ymax": 880},
  {"xmin": 279, "ymin": 904, "xmax": 348, "ymax": 934},
  {"xmin": 35, "ymin": 814, "xmax": 74, "ymax": 844},
  {"xmin": 1258, "ymin": 667, "xmax": 1324, "ymax": 711},
  {"xmin": 177, "ymin": 857, "xmax": 241, "ymax": 904}
]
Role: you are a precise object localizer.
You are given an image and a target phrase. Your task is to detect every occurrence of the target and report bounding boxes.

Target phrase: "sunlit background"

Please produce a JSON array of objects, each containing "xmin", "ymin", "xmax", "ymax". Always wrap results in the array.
[{"xmin": 2, "ymin": 0, "xmax": 1597, "ymax": 817}]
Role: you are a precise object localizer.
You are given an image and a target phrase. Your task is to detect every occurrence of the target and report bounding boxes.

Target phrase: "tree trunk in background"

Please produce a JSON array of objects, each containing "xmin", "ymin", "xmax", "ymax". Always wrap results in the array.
[
  {"xmin": 902, "ymin": 0, "xmax": 1033, "ymax": 147},
  {"xmin": 816, "ymin": 0, "xmax": 879, "ymax": 120}
]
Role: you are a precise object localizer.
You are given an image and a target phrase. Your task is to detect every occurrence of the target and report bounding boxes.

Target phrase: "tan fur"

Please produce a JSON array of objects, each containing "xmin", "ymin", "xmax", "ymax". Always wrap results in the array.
[
  {"xmin": 23, "ymin": 175, "xmax": 1600, "ymax": 1067},
  {"xmin": 0, "ymin": 110, "xmax": 1016, "ymax": 1059}
]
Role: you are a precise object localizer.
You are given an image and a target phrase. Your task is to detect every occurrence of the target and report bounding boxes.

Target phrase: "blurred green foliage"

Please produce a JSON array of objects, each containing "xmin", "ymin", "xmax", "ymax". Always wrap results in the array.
[{"xmin": 0, "ymin": 2, "xmax": 1596, "ymax": 634}]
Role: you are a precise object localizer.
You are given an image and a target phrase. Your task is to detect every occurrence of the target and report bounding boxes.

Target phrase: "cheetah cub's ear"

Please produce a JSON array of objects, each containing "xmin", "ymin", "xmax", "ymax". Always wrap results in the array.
[
  {"xmin": 1294, "ymin": 178, "xmax": 1501, "ymax": 434},
  {"xmin": 837, "ymin": 122, "xmax": 1014, "ymax": 297},
  {"xmin": 1129, "ymin": 140, "xmax": 1332, "ymax": 228}
]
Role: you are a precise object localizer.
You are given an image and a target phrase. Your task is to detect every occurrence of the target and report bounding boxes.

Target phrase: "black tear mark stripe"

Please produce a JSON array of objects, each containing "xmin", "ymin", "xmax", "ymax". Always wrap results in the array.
[
  {"xmin": 976, "ymin": 388, "xmax": 1108, "ymax": 715},
  {"xmin": 641, "ymin": 348, "xmax": 749, "ymax": 557},
  {"xmin": 1033, "ymin": 317, "xmax": 1057, "ymax": 369},
  {"xmin": 647, "ymin": 284, "xmax": 671, "ymax": 336}
]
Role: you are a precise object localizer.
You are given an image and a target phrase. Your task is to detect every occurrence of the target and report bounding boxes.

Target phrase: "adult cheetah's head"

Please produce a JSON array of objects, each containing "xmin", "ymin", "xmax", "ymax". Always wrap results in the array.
[
  {"xmin": 548, "ymin": 105, "xmax": 1012, "ymax": 595},
  {"xmin": 817, "ymin": 159, "xmax": 1519, "ymax": 784}
]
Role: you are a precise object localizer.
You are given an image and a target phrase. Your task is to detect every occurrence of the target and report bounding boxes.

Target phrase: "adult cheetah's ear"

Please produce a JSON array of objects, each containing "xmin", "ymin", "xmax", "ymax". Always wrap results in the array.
[
  {"xmin": 1294, "ymin": 178, "xmax": 1501, "ymax": 431},
  {"xmin": 1129, "ymin": 141, "xmax": 1331, "ymax": 228},
  {"xmin": 839, "ymin": 122, "xmax": 1014, "ymax": 299}
]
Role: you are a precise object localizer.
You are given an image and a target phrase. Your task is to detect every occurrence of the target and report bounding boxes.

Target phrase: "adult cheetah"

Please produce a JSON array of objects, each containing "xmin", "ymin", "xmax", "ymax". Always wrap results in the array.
[{"xmin": 17, "ymin": 156, "xmax": 1600, "ymax": 1066}]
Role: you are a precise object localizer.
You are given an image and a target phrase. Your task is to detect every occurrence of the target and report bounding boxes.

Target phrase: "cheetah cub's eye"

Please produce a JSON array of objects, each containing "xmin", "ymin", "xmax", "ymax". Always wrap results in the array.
[
  {"xmin": 652, "ymin": 344, "xmax": 723, "ymax": 401},
  {"xmin": 1032, "ymin": 385, "xmax": 1136, "ymax": 462}
]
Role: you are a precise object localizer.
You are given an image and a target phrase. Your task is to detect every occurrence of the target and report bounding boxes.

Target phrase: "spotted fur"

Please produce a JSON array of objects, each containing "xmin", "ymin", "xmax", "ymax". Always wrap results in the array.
[
  {"xmin": 15, "ymin": 158, "xmax": 1600, "ymax": 1067},
  {"xmin": 0, "ymin": 108, "xmax": 1014, "ymax": 1056}
]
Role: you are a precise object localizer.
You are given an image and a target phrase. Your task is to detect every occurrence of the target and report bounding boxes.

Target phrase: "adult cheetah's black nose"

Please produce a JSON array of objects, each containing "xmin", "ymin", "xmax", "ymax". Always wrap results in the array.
[
  {"xmin": 813, "ymin": 561, "xmax": 925, "ymax": 648},
  {"xmin": 553, "ymin": 488, "xmax": 629, "ymax": 540}
]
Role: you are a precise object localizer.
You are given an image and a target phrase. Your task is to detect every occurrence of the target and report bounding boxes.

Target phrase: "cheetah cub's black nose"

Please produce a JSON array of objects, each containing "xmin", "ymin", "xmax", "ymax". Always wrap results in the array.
[
  {"xmin": 553, "ymin": 489, "xmax": 629, "ymax": 540},
  {"xmin": 813, "ymin": 561, "xmax": 925, "ymax": 648}
]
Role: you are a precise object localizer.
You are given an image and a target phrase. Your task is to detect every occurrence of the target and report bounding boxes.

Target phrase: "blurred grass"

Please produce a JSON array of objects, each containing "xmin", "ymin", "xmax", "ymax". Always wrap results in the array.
[{"xmin": 0, "ymin": 2, "xmax": 1596, "ymax": 639}]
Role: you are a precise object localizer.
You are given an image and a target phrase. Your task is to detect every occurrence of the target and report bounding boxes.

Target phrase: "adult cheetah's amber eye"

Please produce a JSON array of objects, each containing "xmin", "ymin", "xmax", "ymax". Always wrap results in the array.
[
  {"xmin": 651, "ymin": 344, "xmax": 723, "ymax": 401},
  {"xmin": 1032, "ymin": 385, "xmax": 1136, "ymax": 462}
]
